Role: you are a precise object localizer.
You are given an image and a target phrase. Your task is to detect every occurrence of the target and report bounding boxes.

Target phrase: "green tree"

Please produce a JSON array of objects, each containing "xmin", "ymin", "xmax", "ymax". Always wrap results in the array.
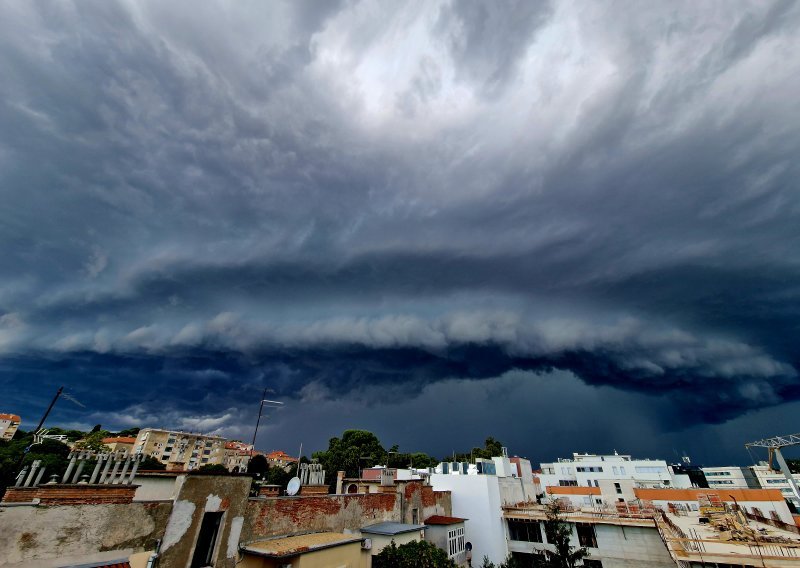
[
  {"xmin": 197, "ymin": 463, "xmax": 229, "ymax": 474},
  {"xmin": 247, "ymin": 454, "xmax": 270, "ymax": 477},
  {"xmin": 0, "ymin": 434, "xmax": 71, "ymax": 497},
  {"xmin": 543, "ymin": 502, "xmax": 588, "ymax": 568},
  {"xmin": 313, "ymin": 429, "xmax": 386, "ymax": 489},
  {"xmin": 138, "ymin": 455, "xmax": 166, "ymax": 470},
  {"xmin": 115, "ymin": 427, "xmax": 140, "ymax": 438},
  {"xmin": 74, "ymin": 430, "xmax": 112, "ymax": 451},
  {"xmin": 373, "ymin": 539, "xmax": 456, "ymax": 568}
]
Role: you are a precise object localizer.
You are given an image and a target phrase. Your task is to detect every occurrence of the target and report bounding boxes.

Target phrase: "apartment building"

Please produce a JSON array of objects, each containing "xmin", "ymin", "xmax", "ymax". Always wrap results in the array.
[
  {"xmin": 701, "ymin": 466, "xmax": 760, "ymax": 490},
  {"xmin": 102, "ymin": 436, "xmax": 137, "ymax": 455},
  {"xmin": 539, "ymin": 452, "xmax": 692, "ymax": 497},
  {"xmin": 265, "ymin": 449, "xmax": 298, "ymax": 471},
  {"xmin": 224, "ymin": 441, "xmax": 255, "ymax": 473},
  {"xmin": 0, "ymin": 413, "xmax": 20, "ymax": 441},
  {"xmin": 510, "ymin": 487, "xmax": 800, "ymax": 567},
  {"xmin": 133, "ymin": 428, "xmax": 226, "ymax": 471},
  {"xmin": 752, "ymin": 464, "xmax": 800, "ymax": 508}
]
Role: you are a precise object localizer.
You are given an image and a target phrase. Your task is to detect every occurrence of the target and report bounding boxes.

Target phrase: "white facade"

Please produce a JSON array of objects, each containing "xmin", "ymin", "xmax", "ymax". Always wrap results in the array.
[
  {"xmin": 539, "ymin": 452, "xmax": 691, "ymax": 490},
  {"xmin": 430, "ymin": 464, "xmax": 537, "ymax": 565},
  {"xmin": 751, "ymin": 464, "xmax": 800, "ymax": 508},
  {"xmin": 701, "ymin": 466, "xmax": 759, "ymax": 490}
]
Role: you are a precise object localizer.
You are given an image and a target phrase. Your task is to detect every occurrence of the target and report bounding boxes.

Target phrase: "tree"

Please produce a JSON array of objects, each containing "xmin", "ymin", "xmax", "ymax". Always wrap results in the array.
[
  {"xmin": 373, "ymin": 539, "xmax": 456, "ymax": 568},
  {"xmin": 247, "ymin": 455, "xmax": 269, "ymax": 477},
  {"xmin": 74, "ymin": 430, "xmax": 112, "ymax": 452},
  {"xmin": 138, "ymin": 455, "xmax": 166, "ymax": 470},
  {"xmin": 543, "ymin": 502, "xmax": 588, "ymax": 568},
  {"xmin": 0, "ymin": 434, "xmax": 71, "ymax": 497},
  {"xmin": 197, "ymin": 464, "xmax": 229, "ymax": 474},
  {"xmin": 115, "ymin": 427, "xmax": 140, "ymax": 438},
  {"xmin": 313, "ymin": 429, "xmax": 386, "ymax": 490}
]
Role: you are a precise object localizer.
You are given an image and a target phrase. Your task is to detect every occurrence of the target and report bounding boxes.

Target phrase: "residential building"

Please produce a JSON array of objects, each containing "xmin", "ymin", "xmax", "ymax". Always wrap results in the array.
[
  {"xmin": 510, "ymin": 486, "xmax": 800, "ymax": 567},
  {"xmin": 361, "ymin": 521, "xmax": 427, "ymax": 555},
  {"xmin": 133, "ymin": 428, "xmax": 226, "ymax": 471},
  {"xmin": 425, "ymin": 515, "xmax": 469, "ymax": 566},
  {"xmin": 0, "ymin": 413, "xmax": 20, "ymax": 441},
  {"xmin": 701, "ymin": 465, "xmax": 760, "ymax": 490},
  {"xmin": 430, "ymin": 450, "xmax": 539, "ymax": 564},
  {"xmin": 264, "ymin": 449, "xmax": 298, "ymax": 471},
  {"xmin": 751, "ymin": 463, "xmax": 800, "ymax": 509},
  {"xmin": 239, "ymin": 532, "xmax": 365, "ymax": 567},
  {"xmin": 101, "ymin": 436, "xmax": 137, "ymax": 454},
  {"xmin": 224, "ymin": 441, "xmax": 256, "ymax": 473},
  {"xmin": 539, "ymin": 452, "xmax": 692, "ymax": 492}
]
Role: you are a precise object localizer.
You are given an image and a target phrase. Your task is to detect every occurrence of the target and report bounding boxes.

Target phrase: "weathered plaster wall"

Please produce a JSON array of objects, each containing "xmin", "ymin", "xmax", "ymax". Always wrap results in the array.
[
  {"xmin": 0, "ymin": 501, "xmax": 172, "ymax": 567},
  {"xmin": 244, "ymin": 493, "xmax": 398, "ymax": 539},
  {"xmin": 157, "ymin": 474, "xmax": 252, "ymax": 568},
  {"xmin": 243, "ymin": 483, "xmax": 452, "ymax": 541}
]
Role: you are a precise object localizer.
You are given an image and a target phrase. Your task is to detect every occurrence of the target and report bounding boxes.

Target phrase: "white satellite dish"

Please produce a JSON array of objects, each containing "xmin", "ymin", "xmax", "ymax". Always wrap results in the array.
[{"xmin": 286, "ymin": 477, "xmax": 301, "ymax": 496}]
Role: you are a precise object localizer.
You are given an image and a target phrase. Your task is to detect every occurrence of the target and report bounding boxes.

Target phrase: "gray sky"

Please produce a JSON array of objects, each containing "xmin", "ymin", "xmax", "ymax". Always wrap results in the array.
[{"xmin": 1, "ymin": 0, "xmax": 799, "ymax": 465}]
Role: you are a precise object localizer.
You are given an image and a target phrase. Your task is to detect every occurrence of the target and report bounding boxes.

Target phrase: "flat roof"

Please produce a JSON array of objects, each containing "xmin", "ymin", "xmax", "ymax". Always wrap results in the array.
[
  {"xmin": 361, "ymin": 522, "xmax": 426, "ymax": 536},
  {"xmin": 242, "ymin": 532, "xmax": 362, "ymax": 558},
  {"xmin": 425, "ymin": 515, "xmax": 468, "ymax": 525}
]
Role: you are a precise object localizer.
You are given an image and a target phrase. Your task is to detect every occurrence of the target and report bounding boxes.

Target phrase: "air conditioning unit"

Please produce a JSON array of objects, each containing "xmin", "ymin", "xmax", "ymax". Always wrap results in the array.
[{"xmin": 361, "ymin": 538, "xmax": 372, "ymax": 550}]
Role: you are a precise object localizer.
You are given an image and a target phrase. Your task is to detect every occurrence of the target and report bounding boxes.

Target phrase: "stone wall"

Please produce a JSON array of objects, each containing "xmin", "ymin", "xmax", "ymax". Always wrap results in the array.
[{"xmin": 0, "ymin": 501, "xmax": 172, "ymax": 567}]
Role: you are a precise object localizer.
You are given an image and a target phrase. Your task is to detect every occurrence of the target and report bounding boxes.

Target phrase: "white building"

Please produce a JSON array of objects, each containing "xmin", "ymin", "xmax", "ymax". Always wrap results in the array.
[
  {"xmin": 133, "ymin": 428, "xmax": 227, "ymax": 471},
  {"xmin": 430, "ymin": 452, "xmax": 538, "ymax": 564},
  {"xmin": 751, "ymin": 464, "xmax": 800, "ymax": 508},
  {"xmin": 701, "ymin": 466, "xmax": 760, "ymax": 490},
  {"xmin": 539, "ymin": 452, "xmax": 692, "ymax": 492}
]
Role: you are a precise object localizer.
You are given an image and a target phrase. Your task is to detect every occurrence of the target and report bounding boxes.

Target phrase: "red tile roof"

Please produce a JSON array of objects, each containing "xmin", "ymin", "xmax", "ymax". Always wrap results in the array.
[
  {"xmin": 0, "ymin": 414, "xmax": 21, "ymax": 422},
  {"xmin": 425, "ymin": 515, "xmax": 468, "ymax": 525},
  {"xmin": 102, "ymin": 437, "xmax": 137, "ymax": 444}
]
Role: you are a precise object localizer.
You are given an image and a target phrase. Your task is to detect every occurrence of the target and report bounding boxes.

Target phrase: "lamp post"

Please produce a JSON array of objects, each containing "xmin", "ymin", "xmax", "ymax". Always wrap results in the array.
[{"xmin": 251, "ymin": 388, "xmax": 283, "ymax": 449}]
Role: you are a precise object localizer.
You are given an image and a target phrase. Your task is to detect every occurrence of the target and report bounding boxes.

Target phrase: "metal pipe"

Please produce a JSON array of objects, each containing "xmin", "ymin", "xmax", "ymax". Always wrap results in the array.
[
  {"xmin": 24, "ymin": 461, "xmax": 40, "ymax": 487},
  {"xmin": 33, "ymin": 466, "xmax": 46, "ymax": 487},
  {"xmin": 15, "ymin": 466, "xmax": 28, "ymax": 487}
]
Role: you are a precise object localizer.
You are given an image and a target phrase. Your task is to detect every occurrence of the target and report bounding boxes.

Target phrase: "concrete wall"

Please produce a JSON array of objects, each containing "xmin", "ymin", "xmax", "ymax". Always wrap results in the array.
[
  {"xmin": 0, "ymin": 501, "xmax": 172, "ymax": 567},
  {"xmin": 132, "ymin": 473, "xmax": 185, "ymax": 501},
  {"xmin": 430, "ymin": 474, "xmax": 508, "ymax": 564},
  {"xmin": 240, "ymin": 541, "xmax": 366, "ymax": 568},
  {"xmin": 368, "ymin": 530, "xmax": 422, "ymax": 555},
  {"xmin": 507, "ymin": 522, "xmax": 674, "ymax": 568},
  {"xmin": 157, "ymin": 474, "xmax": 252, "ymax": 568}
]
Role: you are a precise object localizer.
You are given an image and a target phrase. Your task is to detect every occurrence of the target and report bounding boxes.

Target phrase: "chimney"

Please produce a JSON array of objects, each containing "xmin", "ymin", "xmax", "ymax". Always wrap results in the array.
[{"xmin": 336, "ymin": 471, "xmax": 345, "ymax": 494}]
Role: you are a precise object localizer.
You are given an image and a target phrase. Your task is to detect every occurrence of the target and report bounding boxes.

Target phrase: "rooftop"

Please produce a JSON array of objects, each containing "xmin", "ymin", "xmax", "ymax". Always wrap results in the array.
[
  {"xmin": 101, "ymin": 437, "xmax": 137, "ymax": 444},
  {"xmin": 361, "ymin": 522, "xmax": 426, "ymax": 536},
  {"xmin": 425, "ymin": 515, "xmax": 468, "ymax": 525},
  {"xmin": 242, "ymin": 532, "xmax": 362, "ymax": 558},
  {"xmin": 0, "ymin": 413, "xmax": 21, "ymax": 422}
]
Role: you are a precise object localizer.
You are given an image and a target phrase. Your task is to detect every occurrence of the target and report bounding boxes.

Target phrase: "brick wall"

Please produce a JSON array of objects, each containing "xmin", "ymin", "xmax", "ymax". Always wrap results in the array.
[
  {"xmin": 1, "ymin": 484, "xmax": 138, "ymax": 505},
  {"xmin": 2, "ymin": 487, "xmax": 38, "ymax": 503}
]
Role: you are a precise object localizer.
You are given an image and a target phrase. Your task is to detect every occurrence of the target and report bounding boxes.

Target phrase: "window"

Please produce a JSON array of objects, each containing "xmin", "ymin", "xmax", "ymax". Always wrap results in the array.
[
  {"xmin": 559, "ymin": 480, "xmax": 578, "ymax": 486},
  {"xmin": 614, "ymin": 483, "xmax": 622, "ymax": 494},
  {"xmin": 635, "ymin": 466, "xmax": 666, "ymax": 474},
  {"xmin": 576, "ymin": 523, "xmax": 598, "ymax": 548},
  {"xmin": 190, "ymin": 512, "xmax": 224, "ymax": 567},
  {"xmin": 619, "ymin": 467, "xmax": 626, "ymax": 475},
  {"xmin": 507, "ymin": 520, "xmax": 543, "ymax": 543},
  {"xmin": 412, "ymin": 508, "xmax": 419, "ymax": 525},
  {"xmin": 583, "ymin": 560, "xmax": 603, "ymax": 568},
  {"xmin": 448, "ymin": 526, "xmax": 465, "ymax": 557},
  {"xmin": 612, "ymin": 466, "xmax": 618, "ymax": 475}
]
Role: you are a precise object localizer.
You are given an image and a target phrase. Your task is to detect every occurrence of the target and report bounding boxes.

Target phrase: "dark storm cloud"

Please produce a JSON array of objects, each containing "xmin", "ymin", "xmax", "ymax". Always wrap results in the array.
[{"xmin": 1, "ymin": 0, "xmax": 800, "ymax": 460}]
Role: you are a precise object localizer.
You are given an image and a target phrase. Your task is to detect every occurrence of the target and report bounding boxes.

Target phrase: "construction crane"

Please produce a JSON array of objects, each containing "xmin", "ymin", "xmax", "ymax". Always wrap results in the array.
[{"xmin": 745, "ymin": 432, "xmax": 800, "ymax": 504}]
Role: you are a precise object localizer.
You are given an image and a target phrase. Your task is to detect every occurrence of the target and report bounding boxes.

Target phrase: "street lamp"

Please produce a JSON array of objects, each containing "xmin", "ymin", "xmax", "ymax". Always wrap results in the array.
[{"xmin": 251, "ymin": 388, "xmax": 284, "ymax": 448}]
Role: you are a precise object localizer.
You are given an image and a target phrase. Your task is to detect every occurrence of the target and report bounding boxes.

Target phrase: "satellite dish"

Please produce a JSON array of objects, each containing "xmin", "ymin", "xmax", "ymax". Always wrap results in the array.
[{"xmin": 287, "ymin": 477, "xmax": 301, "ymax": 496}]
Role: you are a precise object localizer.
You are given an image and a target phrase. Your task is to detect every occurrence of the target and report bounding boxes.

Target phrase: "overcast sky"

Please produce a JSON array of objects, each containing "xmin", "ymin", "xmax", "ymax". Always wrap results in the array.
[{"xmin": 1, "ymin": 0, "xmax": 799, "ymax": 466}]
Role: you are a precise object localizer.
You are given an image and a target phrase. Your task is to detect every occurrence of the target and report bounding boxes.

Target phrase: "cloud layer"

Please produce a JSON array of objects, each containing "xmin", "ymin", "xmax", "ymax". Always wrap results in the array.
[{"xmin": 1, "ymin": 0, "xmax": 799, "ymax": 461}]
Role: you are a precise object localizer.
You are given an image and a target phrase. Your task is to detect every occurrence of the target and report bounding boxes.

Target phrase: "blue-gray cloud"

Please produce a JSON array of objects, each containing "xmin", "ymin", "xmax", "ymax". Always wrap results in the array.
[{"xmin": 1, "ymin": 0, "xmax": 800, "ymax": 461}]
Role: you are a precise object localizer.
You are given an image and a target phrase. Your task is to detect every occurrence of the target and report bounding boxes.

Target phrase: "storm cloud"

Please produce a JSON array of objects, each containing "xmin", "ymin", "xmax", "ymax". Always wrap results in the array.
[{"xmin": 1, "ymin": 0, "xmax": 800, "ymax": 462}]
